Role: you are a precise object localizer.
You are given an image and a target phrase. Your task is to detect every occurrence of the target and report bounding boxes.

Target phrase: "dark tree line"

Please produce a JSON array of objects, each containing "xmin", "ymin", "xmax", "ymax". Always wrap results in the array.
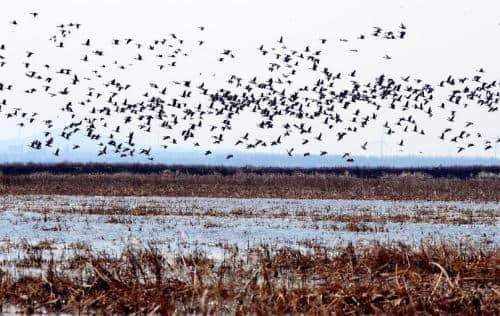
[{"xmin": 0, "ymin": 162, "xmax": 498, "ymax": 179}]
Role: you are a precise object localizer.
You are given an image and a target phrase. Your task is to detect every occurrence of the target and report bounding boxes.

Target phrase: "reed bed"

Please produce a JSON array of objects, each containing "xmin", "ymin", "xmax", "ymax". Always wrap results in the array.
[
  {"xmin": 0, "ymin": 242, "xmax": 497, "ymax": 314},
  {"xmin": 1, "ymin": 172, "xmax": 499, "ymax": 201}
]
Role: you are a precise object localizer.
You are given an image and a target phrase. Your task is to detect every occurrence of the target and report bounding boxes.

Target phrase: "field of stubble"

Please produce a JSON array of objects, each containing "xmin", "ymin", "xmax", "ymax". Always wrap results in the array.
[{"xmin": 0, "ymin": 171, "xmax": 498, "ymax": 314}]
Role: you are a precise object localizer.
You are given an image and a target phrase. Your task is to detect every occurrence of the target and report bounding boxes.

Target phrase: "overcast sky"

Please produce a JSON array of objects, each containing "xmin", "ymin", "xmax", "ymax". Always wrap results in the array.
[{"xmin": 1, "ymin": 0, "xmax": 500, "ymax": 162}]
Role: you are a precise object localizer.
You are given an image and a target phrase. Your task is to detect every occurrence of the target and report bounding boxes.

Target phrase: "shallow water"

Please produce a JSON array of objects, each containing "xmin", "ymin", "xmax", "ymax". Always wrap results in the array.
[{"xmin": 0, "ymin": 195, "xmax": 497, "ymax": 260}]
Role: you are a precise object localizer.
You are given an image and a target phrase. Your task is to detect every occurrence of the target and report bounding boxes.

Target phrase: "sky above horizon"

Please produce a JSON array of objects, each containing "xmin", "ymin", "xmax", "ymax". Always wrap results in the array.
[{"xmin": 1, "ymin": 0, "xmax": 499, "ymax": 163}]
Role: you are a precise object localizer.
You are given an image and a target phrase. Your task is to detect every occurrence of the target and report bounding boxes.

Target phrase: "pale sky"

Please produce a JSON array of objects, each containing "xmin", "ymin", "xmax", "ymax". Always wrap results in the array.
[{"xmin": 1, "ymin": 0, "xmax": 499, "ymax": 161}]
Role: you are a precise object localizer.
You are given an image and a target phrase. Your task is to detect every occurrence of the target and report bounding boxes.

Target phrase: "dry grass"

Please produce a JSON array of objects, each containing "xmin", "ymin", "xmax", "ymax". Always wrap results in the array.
[
  {"xmin": 0, "ymin": 242, "xmax": 497, "ymax": 314},
  {"xmin": 1, "ymin": 172, "xmax": 499, "ymax": 201}
]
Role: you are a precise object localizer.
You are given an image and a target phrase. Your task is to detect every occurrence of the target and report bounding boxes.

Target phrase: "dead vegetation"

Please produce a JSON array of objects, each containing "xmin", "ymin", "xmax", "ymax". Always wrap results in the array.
[
  {"xmin": 0, "ymin": 242, "xmax": 497, "ymax": 314},
  {"xmin": 1, "ymin": 172, "xmax": 499, "ymax": 201}
]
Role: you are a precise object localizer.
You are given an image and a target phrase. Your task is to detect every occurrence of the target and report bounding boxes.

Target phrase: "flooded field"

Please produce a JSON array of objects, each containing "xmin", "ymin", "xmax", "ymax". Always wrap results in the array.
[
  {"xmin": 0, "ymin": 195, "xmax": 497, "ymax": 260},
  {"xmin": 1, "ymin": 0, "xmax": 500, "ymax": 310},
  {"xmin": 0, "ymin": 194, "xmax": 498, "ymax": 314}
]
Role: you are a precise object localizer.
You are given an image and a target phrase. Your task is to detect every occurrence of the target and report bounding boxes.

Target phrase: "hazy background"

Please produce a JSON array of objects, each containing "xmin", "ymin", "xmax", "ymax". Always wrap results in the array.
[{"xmin": 1, "ymin": 0, "xmax": 499, "ymax": 166}]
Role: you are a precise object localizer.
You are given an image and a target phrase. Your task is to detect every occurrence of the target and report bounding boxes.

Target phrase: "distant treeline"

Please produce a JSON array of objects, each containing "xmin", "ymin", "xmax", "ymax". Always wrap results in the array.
[{"xmin": 0, "ymin": 162, "xmax": 499, "ymax": 179}]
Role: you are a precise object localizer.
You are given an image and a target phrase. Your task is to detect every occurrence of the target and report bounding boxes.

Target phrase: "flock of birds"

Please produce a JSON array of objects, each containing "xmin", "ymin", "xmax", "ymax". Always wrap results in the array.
[{"xmin": 1, "ymin": 12, "xmax": 499, "ymax": 162}]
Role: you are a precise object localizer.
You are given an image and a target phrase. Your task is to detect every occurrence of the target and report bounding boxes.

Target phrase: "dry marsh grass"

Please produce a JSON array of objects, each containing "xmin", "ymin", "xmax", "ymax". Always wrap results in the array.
[
  {"xmin": 1, "ymin": 172, "xmax": 499, "ymax": 201},
  {"xmin": 0, "ymin": 242, "xmax": 497, "ymax": 314}
]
